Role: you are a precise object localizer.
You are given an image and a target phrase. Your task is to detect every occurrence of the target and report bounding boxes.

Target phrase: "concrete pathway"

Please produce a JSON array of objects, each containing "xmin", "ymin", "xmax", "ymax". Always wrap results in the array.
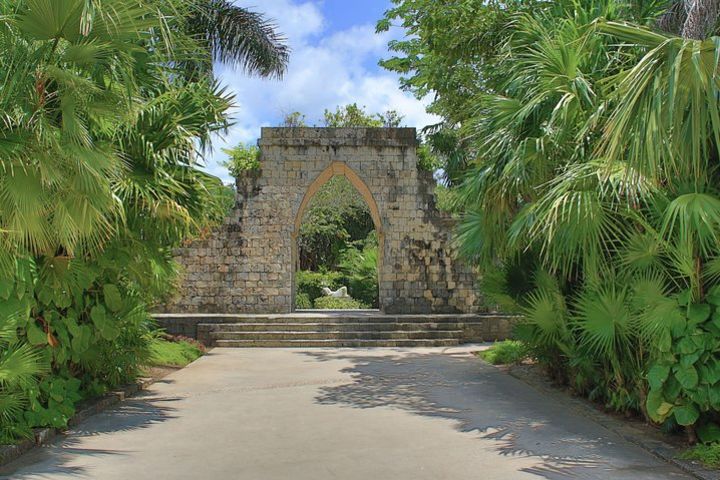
[{"xmin": 0, "ymin": 347, "xmax": 692, "ymax": 480}]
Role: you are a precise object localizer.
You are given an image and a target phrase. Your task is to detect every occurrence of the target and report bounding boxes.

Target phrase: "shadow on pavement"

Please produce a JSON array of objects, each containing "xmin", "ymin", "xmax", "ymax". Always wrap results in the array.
[
  {"xmin": 0, "ymin": 391, "xmax": 178, "ymax": 479},
  {"xmin": 300, "ymin": 349, "xmax": 684, "ymax": 480}
]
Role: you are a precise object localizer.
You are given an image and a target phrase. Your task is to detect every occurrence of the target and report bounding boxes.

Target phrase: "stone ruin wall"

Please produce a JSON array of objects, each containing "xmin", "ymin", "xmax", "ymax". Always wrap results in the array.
[{"xmin": 161, "ymin": 127, "xmax": 483, "ymax": 314}]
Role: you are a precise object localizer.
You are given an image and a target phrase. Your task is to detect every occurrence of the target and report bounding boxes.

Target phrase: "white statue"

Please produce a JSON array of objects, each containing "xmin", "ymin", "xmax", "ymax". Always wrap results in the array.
[{"xmin": 321, "ymin": 286, "xmax": 350, "ymax": 298}]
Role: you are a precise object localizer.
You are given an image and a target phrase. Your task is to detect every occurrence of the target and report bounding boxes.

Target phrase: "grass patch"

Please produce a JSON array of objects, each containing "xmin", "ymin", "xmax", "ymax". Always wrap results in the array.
[
  {"xmin": 478, "ymin": 340, "xmax": 527, "ymax": 365},
  {"xmin": 149, "ymin": 338, "xmax": 204, "ymax": 367},
  {"xmin": 680, "ymin": 443, "xmax": 720, "ymax": 468}
]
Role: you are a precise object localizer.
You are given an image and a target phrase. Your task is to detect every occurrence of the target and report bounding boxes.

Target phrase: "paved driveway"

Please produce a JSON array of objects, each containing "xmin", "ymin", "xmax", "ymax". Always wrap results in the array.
[{"xmin": 0, "ymin": 347, "xmax": 692, "ymax": 479}]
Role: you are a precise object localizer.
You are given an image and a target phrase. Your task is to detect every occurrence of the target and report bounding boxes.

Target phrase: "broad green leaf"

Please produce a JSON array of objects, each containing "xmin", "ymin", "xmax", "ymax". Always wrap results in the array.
[
  {"xmin": 647, "ymin": 364, "xmax": 670, "ymax": 390},
  {"xmin": 676, "ymin": 337, "xmax": 698, "ymax": 354},
  {"xmin": 670, "ymin": 315, "xmax": 688, "ymax": 338},
  {"xmin": 675, "ymin": 364, "xmax": 699, "ymax": 389},
  {"xmin": 673, "ymin": 404, "xmax": 700, "ymax": 426},
  {"xmin": 688, "ymin": 303, "xmax": 711, "ymax": 324},
  {"xmin": 646, "ymin": 389, "xmax": 672, "ymax": 422},
  {"xmin": 680, "ymin": 353, "xmax": 701, "ymax": 368},
  {"xmin": 697, "ymin": 423, "xmax": 720, "ymax": 444},
  {"xmin": 677, "ymin": 289, "xmax": 692, "ymax": 307},
  {"xmin": 664, "ymin": 376, "xmax": 683, "ymax": 401},
  {"xmin": 98, "ymin": 321, "xmax": 120, "ymax": 341},
  {"xmin": 103, "ymin": 284, "xmax": 123, "ymax": 312},
  {"xmin": 658, "ymin": 329, "xmax": 672, "ymax": 352},
  {"xmin": 690, "ymin": 386, "xmax": 710, "ymax": 407},
  {"xmin": 0, "ymin": 277, "xmax": 14, "ymax": 300},
  {"xmin": 26, "ymin": 321, "xmax": 47, "ymax": 345},
  {"xmin": 707, "ymin": 286, "xmax": 720, "ymax": 306},
  {"xmin": 710, "ymin": 387, "xmax": 720, "ymax": 409},
  {"xmin": 90, "ymin": 305, "xmax": 106, "ymax": 327},
  {"xmin": 700, "ymin": 360, "xmax": 720, "ymax": 385}
]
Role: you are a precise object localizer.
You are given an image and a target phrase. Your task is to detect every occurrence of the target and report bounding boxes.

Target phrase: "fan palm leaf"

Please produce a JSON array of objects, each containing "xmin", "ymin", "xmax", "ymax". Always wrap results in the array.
[{"xmin": 598, "ymin": 21, "xmax": 720, "ymax": 183}]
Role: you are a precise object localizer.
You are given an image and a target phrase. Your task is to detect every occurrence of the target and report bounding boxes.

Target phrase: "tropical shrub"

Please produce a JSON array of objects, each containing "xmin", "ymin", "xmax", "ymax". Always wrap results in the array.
[
  {"xmin": 337, "ymin": 233, "xmax": 379, "ymax": 308},
  {"xmin": 383, "ymin": 0, "xmax": 720, "ymax": 441},
  {"xmin": 295, "ymin": 233, "xmax": 379, "ymax": 308},
  {"xmin": 294, "ymin": 292, "xmax": 313, "ymax": 310},
  {"xmin": 323, "ymin": 103, "xmax": 403, "ymax": 128},
  {"xmin": 295, "ymin": 270, "xmax": 345, "ymax": 304},
  {"xmin": 478, "ymin": 341, "xmax": 528, "ymax": 365},
  {"xmin": 222, "ymin": 144, "xmax": 261, "ymax": 178},
  {"xmin": 0, "ymin": 0, "xmax": 287, "ymax": 443}
]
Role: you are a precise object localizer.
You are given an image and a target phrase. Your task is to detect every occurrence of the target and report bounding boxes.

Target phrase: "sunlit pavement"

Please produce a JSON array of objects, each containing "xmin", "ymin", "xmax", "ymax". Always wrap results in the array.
[{"xmin": 0, "ymin": 347, "xmax": 692, "ymax": 480}]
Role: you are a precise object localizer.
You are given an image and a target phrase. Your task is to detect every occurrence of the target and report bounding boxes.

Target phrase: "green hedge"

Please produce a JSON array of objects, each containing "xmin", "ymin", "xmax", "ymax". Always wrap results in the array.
[
  {"xmin": 295, "ymin": 270, "xmax": 344, "ymax": 304},
  {"xmin": 314, "ymin": 296, "xmax": 370, "ymax": 310}
]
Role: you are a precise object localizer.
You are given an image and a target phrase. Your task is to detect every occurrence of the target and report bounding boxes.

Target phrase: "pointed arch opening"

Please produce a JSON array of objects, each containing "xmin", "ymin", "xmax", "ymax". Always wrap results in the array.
[{"xmin": 291, "ymin": 162, "xmax": 384, "ymax": 312}]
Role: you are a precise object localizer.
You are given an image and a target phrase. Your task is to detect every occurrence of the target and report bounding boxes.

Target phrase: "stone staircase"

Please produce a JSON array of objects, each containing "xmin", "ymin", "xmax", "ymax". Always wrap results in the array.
[{"xmin": 154, "ymin": 311, "xmax": 517, "ymax": 348}]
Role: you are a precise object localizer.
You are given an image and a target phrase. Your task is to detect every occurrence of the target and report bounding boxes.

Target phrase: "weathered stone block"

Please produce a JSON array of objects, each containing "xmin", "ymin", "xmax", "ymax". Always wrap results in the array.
[{"xmin": 159, "ymin": 128, "xmax": 484, "ymax": 314}]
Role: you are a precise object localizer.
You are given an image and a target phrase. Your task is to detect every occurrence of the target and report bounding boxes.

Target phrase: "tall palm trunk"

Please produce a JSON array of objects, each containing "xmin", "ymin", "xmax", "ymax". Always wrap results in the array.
[{"xmin": 658, "ymin": 0, "xmax": 720, "ymax": 39}]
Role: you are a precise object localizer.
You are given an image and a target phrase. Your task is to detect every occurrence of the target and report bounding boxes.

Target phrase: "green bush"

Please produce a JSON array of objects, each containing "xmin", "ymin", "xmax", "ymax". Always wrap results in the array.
[
  {"xmin": 295, "ymin": 292, "xmax": 312, "ymax": 309},
  {"xmin": 295, "ymin": 270, "xmax": 344, "ymax": 303},
  {"xmin": 478, "ymin": 341, "xmax": 528, "ymax": 365},
  {"xmin": 337, "ymin": 233, "xmax": 379, "ymax": 308},
  {"xmin": 313, "ymin": 296, "xmax": 370, "ymax": 310},
  {"xmin": 221, "ymin": 143, "xmax": 261, "ymax": 178},
  {"xmin": 417, "ymin": 144, "xmax": 442, "ymax": 172}
]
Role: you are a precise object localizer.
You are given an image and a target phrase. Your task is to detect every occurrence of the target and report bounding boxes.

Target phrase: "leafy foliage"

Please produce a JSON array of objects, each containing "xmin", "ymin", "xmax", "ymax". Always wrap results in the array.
[
  {"xmin": 295, "ymin": 270, "xmax": 345, "ymax": 305},
  {"xmin": 0, "ymin": 0, "xmax": 287, "ymax": 443},
  {"xmin": 383, "ymin": 0, "xmax": 720, "ymax": 440},
  {"xmin": 323, "ymin": 103, "xmax": 404, "ymax": 128},
  {"xmin": 295, "ymin": 234, "xmax": 379, "ymax": 309},
  {"xmin": 478, "ymin": 341, "xmax": 528, "ymax": 365},
  {"xmin": 294, "ymin": 172, "xmax": 379, "ymax": 310},
  {"xmin": 298, "ymin": 176, "xmax": 375, "ymax": 271},
  {"xmin": 337, "ymin": 233, "xmax": 379, "ymax": 308},
  {"xmin": 222, "ymin": 144, "xmax": 261, "ymax": 178},
  {"xmin": 681, "ymin": 442, "xmax": 720, "ymax": 467},
  {"xmin": 294, "ymin": 292, "xmax": 312, "ymax": 310}
]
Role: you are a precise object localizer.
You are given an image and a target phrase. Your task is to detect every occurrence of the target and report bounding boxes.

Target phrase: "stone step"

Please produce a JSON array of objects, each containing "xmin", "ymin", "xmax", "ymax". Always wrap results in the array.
[
  {"xmin": 210, "ymin": 330, "xmax": 462, "ymax": 341},
  {"xmin": 154, "ymin": 312, "xmax": 518, "ymax": 347},
  {"xmin": 202, "ymin": 322, "xmax": 466, "ymax": 332},
  {"xmin": 158, "ymin": 313, "xmax": 504, "ymax": 324},
  {"xmin": 213, "ymin": 338, "xmax": 460, "ymax": 348}
]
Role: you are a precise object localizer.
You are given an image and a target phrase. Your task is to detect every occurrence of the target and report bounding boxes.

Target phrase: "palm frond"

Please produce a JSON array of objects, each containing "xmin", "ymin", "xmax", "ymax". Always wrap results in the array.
[{"xmin": 188, "ymin": 1, "xmax": 289, "ymax": 77}]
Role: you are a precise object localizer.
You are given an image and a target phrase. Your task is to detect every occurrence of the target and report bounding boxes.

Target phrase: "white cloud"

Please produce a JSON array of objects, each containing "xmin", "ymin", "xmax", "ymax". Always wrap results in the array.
[{"xmin": 206, "ymin": 1, "xmax": 440, "ymax": 183}]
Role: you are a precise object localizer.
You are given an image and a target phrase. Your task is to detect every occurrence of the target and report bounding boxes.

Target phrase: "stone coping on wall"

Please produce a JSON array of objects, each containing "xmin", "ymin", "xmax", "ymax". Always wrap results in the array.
[{"xmin": 258, "ymin": 127, "xmax": 418, "ymax": 148}]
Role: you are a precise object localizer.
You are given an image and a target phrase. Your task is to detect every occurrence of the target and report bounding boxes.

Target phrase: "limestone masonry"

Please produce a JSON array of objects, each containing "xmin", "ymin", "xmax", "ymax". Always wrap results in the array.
[{"xmin": 162, "ymin": 127, "xmax": 483, "ymax": 314}]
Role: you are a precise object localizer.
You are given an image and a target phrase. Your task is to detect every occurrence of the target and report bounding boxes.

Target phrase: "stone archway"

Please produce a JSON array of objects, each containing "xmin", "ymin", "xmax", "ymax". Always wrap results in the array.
[
  {"xmin": 291, "ymin": 161, "xmax": 384, "ymax": 311},
  {"xmin": 162, "ymin": 128, "xmax": 482, "ymax": 314}
]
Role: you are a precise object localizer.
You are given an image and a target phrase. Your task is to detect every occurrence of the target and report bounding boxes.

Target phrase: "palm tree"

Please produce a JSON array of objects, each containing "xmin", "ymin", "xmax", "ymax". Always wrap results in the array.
[
  {"xmin": 657, "ymin": 0, "xmax": 720, "ymax": 39},
  {"xmin": 186, "ymin": 0, "xmax": 289, "ymax": 78},
  {"xmin": 452, "ymin": 0, "xmax": 720, "ymax": 434}
]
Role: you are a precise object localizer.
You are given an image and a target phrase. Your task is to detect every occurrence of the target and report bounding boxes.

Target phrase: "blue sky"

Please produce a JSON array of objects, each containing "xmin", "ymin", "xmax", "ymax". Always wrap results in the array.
[{"xmin": 207, "ymin": 0, "xmax": 438, "ymax": 182}]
